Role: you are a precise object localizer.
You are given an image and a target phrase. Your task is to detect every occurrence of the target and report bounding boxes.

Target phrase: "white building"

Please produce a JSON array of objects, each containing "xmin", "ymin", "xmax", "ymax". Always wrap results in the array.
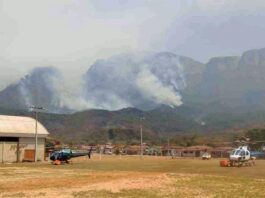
[{"xmin": 0, "ymin": 115, "xmax": 49, "ymax": 163}]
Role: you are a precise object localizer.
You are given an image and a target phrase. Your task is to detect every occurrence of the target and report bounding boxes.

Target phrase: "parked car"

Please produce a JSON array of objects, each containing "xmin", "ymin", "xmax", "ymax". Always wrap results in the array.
[{"xmin": 202, "ymin": 152, "xmax": 211, "ymax": 160}]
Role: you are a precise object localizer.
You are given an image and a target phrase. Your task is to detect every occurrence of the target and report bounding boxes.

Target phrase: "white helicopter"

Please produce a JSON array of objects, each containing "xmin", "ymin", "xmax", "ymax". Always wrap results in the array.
[{"xmin": 229, "ymin": 146, "xmax": 255, "ymax": 166}]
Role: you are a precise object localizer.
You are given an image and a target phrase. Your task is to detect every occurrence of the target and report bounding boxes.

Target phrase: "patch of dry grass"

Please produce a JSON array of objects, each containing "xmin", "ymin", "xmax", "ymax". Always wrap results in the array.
[{"xmin": 0, "ymin": 156, "xmax": 264, "ymax": 197}]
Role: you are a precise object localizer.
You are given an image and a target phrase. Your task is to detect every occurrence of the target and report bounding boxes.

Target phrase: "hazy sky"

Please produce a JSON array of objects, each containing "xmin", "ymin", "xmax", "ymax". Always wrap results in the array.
[{"xmin": 1, "ymin": 0, "xmax": 265, "ymax": 89}]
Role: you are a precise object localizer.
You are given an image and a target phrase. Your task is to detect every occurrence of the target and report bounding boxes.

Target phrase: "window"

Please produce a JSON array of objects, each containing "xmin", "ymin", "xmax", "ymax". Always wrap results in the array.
[
  {"xmin": 0, "ymin": 137, "xmax": 18, "ymax": 142},
  {"xmin": 240, "ymin": 151, "xmax": 245, "ymax": 156}
]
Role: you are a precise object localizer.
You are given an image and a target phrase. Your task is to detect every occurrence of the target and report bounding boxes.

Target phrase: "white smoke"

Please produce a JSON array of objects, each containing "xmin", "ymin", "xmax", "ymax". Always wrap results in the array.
[
  {"xmin": 18, "ymin": 79, "xmax": 32, "ymax": 107},
  {"xmin": 82, "ymin": 52, "xmax": 186, "ymax": 110},
  {"xmin": 136, "ymin": 68, "xmax": 183, "ymax": 107},
  {"xmin": 49, "ymin": 71, "xmax": 132, "ymax": 111},
  {"xmin": 48, "ymin": 75, "xmax": 92, "ymax": 111},
  {"xmin": 92, "ymin": 93, "xmax": 132, "ymax": 110},
  {"xmin": 10, "ymin": 52, "xmax": 187, "ymax": 112}
]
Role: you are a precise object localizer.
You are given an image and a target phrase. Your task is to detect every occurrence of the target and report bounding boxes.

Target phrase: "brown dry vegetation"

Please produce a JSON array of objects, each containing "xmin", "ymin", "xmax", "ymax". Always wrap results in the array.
[{"xmin": 0, "ymin": 155, "xmax": 265, "ymax": 198}]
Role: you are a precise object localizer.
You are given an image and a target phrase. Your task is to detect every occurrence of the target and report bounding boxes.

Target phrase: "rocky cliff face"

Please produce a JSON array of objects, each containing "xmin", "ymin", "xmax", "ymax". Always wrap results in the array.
[
  {"xmin": 198, "ymin": 56, "xmax": 240, "ymax": 105},
  {"xmin": 237, "ymin": 48, "xmax": 265, "ymax": 107},
  {"xmin": 197, "ymin": 48, "xmax": 265, "ymax": 109}
]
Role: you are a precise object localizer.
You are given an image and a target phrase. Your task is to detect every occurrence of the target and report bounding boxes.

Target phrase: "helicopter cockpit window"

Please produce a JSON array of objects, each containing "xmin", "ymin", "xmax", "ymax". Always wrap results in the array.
[
  {"xmin": 235, "ymin": 150, "xmax": 241, "ymax": 155},
  {"xmin": 61, "ymin": 149, "xmax": 71, "ymax": 153},
  {"xmin": 240, "ymin": 151, "xmax": 245, "ymax": 156}
]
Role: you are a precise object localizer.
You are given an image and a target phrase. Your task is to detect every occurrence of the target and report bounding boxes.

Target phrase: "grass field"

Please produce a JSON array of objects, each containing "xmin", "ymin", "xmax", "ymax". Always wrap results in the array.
[{"xmin": 0, "ymin": 155, "xmax": 265, "ymax": 198}]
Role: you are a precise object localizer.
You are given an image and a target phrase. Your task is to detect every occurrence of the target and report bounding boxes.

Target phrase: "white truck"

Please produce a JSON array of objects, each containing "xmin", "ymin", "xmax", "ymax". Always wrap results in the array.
[{"xmin": 202, "ymin": 152, "xmax": 211, "ymax": 160}]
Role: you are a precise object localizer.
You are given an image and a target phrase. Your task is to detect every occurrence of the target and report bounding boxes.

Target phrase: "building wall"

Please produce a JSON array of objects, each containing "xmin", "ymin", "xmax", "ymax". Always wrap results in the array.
[
  {"xmin": 19, "ymin": 137, "xmax": 46, "ymax": 162},
  {"xmin": 171, "ymin": 150, "xmax": 182, "ymax": 157},
  {"xmin": 0, "ymin": 142, "xmax": 18, "ymax": 163},
  {"xmin": 182, "ymin": 151, "xmax": 196, "ymax": 157},
  {"xmin": 211, "ymin": 151, "xmax": 230, "ymax": 158}
]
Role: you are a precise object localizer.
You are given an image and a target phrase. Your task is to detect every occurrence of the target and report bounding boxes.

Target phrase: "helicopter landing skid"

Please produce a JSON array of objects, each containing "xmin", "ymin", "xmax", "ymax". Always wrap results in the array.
[
  {"xmin": 231, "ymin": 159, "xmax": 255, "ymax": 167},
  {"xmin": 220, "ymin": 159, "xmax": 255, "ymax": 167},
  {"xmin": 52, "ymin": 159, "xmax": 73, "ymax": 165}
]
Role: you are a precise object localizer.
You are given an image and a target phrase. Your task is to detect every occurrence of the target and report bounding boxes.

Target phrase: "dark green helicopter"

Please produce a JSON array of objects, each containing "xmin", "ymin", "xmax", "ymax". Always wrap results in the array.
[{"xmin": 50, "ymin": 147, "xmax": 93, "ymax": 164}]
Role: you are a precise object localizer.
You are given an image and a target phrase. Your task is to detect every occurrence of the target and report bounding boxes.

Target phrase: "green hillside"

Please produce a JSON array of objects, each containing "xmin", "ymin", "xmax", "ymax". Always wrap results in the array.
[{"xmin": 1, "ymin": 105, "xmax": 265, "ymax": 144}]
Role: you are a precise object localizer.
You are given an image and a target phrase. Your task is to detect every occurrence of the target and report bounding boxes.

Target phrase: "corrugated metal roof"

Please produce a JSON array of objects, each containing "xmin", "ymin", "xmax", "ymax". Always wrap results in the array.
[{"xmin": 0, "ymin": 115, "xmax": 49, "ymax": 137}]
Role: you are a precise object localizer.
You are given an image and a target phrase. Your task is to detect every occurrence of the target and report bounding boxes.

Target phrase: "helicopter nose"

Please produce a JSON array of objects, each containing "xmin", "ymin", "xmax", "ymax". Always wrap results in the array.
[{"xmin": 50, "ymin": 156, "xmax": 55, "ymax": 160}]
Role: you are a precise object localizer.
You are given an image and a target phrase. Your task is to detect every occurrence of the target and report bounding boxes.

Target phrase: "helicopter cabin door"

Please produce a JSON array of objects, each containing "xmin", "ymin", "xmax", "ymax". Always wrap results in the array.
[{"xmin": 241, "ymin": 150, "xmax": 246, "ymax": 160}]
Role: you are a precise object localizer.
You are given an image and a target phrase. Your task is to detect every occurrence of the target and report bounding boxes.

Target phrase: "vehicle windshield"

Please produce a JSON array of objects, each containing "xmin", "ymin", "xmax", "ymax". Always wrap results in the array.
[
  {"xmin": 61, "ymin": 149, "xmax": 71, "ymax": 153},
  {"xmin": 51, "ymin": 151, "xmax": 59, "ymax": 155},
  {"xmin": 231, "ymin": 149, "xmax": 241, "ymax": 155}
]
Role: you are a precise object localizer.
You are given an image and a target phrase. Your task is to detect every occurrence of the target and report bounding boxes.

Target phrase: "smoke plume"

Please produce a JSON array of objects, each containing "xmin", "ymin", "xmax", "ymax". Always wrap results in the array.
[
  {"xmin": 83, "ymin": 52, "xmax": 186, "ymax": 110},
  {"xmin": 0, "ymin": 52, "xmax": 187, "ymax": 112}
]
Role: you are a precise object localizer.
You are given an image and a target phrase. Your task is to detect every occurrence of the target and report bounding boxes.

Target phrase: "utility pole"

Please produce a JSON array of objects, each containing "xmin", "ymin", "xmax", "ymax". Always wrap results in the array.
[
  {"xmin": 34, "ymin": 110, "xmax": 38, "ymax": 162},
  {"xmin": 167, "ymin": 138, "xmax": 170, "ymax": 156},
  {"xmin": 29, "ymin": 106, "xmax": 45, "ymax": 162},
  {"xmin": 140, "ymin": 117, "xmax": 145, "ymax": 160},
  {"xmin": 99, "ymin": 148, "xmax": 102, "ymax": 160}
]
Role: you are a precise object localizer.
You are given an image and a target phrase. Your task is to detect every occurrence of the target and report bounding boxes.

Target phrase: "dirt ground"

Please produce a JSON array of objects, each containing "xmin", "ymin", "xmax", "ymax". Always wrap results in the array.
[
  {"xmin": 0, "ymin": 168, "xmax": 171, "ymax": 197},
  {"xmin": 0, "ymin": 156, "xmax": 265, "ymax": 198}
]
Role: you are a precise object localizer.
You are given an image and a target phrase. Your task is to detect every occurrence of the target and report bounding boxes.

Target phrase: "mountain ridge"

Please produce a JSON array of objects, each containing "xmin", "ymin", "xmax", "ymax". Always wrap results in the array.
[{"xmin": 1, "ymin": 48, "xmax": 265, "ymax": 116}]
